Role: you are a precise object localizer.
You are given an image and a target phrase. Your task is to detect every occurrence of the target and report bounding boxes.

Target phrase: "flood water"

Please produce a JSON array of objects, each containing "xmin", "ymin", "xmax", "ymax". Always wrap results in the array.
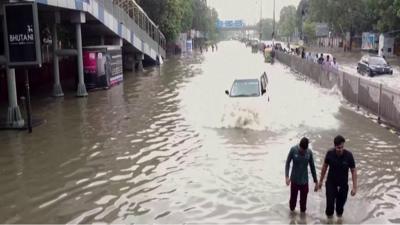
[{"xmin": 0, "ymin": 41, "xmax": 399, "ymax": 224}]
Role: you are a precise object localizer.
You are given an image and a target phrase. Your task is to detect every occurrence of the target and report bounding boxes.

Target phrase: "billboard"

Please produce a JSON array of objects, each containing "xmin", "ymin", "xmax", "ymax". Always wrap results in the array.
[
  {"xmin": 362, "ymin": 32, "xmax": 378, "ymax": 51},
  {"xmin": 315, "ymin": 23, "xmax": 329, "ymax": 37},
  {"xmin": 83, "ymin": 46, "xmax": 123, "ymax": 89},
  {"xmin": 3, "ymin": 2, "xmax": 41, "ymax": 67},
  {"xmin": 216, "ymin": 20, "xmax": 244, "ymax": 29}
]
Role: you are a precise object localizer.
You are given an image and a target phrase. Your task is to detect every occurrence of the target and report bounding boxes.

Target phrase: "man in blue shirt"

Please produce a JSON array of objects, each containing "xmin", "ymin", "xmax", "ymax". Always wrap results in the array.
[{"xmin": 285, "ymin": 137, "xmax": 318, "ymax": 213}]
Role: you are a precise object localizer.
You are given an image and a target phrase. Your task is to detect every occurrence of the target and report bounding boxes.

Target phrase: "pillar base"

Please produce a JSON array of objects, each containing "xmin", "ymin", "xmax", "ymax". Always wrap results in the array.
[
  {"xmin": 76, "ymin": 83, "xmax": 88, "ymax": 97},
  {"xmin": 6, "ymin": 106, "xmax": 25, "ymax": 128},
  {"xmin": 53, "ymin": 83, "xmax": 64, "ymax": 97},
  {"xmin": 137, "ymin": 60, "xmax": 144, "ymax": 72}
]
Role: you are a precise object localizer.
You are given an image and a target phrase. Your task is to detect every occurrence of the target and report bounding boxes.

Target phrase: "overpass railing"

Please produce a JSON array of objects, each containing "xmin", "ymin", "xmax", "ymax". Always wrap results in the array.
[
  {"xmin": 98, "ymin": 0, "xmax": 166, "ymax": 55},
  {"xmin": 276, "ymin": 51, "xmax": 400, "ymax": 129},
  {"xmin": 18, "ymin": 0, "xmax": 167, "ymax": 59}
]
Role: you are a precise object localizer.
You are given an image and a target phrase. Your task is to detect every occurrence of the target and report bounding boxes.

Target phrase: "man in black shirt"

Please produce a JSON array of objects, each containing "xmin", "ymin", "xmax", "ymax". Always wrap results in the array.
[
  {"xmin": 317, "ymin": 135, "xmax": 358, "ymax": 218},
  {"xmin": 318, "ymin": 53, "xmax": 324, "ymax": 64}
]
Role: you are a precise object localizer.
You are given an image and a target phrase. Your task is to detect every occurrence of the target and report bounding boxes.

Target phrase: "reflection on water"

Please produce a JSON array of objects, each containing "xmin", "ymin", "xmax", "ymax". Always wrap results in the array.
[{"xmin": 0, "ymin": 41, "xmax": 399, "ymax": 224}]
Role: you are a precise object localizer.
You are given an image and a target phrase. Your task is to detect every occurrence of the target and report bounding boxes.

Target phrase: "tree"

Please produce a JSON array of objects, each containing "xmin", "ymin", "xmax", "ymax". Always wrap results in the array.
[
  {"xmin": 256, "ymin": 19, "xmax": 274, "ymax": 40},
  {"xmin": 181, "ymin": 0, "xmax": 194, "ymax": 32},
  {"xmin": 136, "ymin": 0, "xmax": 184, "ymax": 41},
  {"xmin": 192, "ymin": 0, "xmax": 208, "ymax": 31},
  {"xmin": 374, "ymin": 0, "xmax": 400, "ymax": 33},
  {"xmin": 136, "ymin": 0, "xmax": 219, "ymax": 42},
  {"xmin": 306, "ymin": 0, "xmax": 382, "ymax": 50},
  {"xmin": 308, "ymin": 0, "xmax": 379, "ymax": 35},
  {"xmin": 296, "ymin": 0, "xmax": 309, "ymax": 39},
  {"xmin": 206, "ymin": 8, "xmax": 219, "ymax": 41},
  {"xmin": 279, "ymin": 6, "xmax": 297, "ymax": 40},
  {"xmin": 302, "ymin": 20, "xmax": 316, "ymax": 43}
]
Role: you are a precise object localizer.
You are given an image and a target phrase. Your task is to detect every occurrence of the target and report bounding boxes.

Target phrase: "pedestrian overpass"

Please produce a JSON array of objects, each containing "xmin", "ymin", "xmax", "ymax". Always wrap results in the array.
[
  {"xmin": 0, "ymin": 0, "xmax": 166, "ymax": 128},
  {"xmin": 217, "ymin": 25, "xmax": 258, "ymax": 31}
]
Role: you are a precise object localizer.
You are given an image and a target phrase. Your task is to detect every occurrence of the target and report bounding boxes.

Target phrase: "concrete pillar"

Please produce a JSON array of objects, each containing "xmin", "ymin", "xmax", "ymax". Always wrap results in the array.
[
  {"xmin": 113, "ymin": 38, "xmax": 123, "ymax": 47},
  {"xmin": 52, "ymin": 22, "xmax": 64, "ymax": 97},
  {"xmin": 123, "ymin": 54, "xmax": 136, "ymax": 72},
  {"xmin": 6, "ymin": 68, "xmax": 24, "ymax": 128},
  {"xmin": 75, "ymin": 23, "xmax": 88, "ymax": 97},
  {"xmin": 132, "ymin": 56, "xmax": 136, "ymax": 72},
  {"xmin": 100, "ymin": 36, "xmax": 105, "ymax": 45},
  {"xmin": 136, "ymin": 53, "xmax": 144, "ymax": 72}
]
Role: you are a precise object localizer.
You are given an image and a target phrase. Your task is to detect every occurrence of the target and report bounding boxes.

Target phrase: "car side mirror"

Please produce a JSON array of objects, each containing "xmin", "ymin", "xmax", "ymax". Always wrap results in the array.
[
  {"xmin": 261, "ymin": 89, "xmax": 266, "ymax": 95},
  {"xmin": 225, "ymin": 90, "xmax": 229, "ymax": 95}
]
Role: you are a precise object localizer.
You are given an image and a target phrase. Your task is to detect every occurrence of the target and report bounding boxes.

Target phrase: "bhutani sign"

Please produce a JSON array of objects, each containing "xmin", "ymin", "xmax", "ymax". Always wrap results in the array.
[
  {"xmin": 9, "ymin": 31, "xmax": 35, "ymax": 43},
  {"xmin": 3, "ymin": 2, "xmax": 41, "ymax": 67}
]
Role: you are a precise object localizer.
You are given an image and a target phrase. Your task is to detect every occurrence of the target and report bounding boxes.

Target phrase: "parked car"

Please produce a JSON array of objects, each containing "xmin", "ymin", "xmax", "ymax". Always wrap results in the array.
[{"xmin": 357, "ymin": 55, "xmax": 393, "ymax": 77}]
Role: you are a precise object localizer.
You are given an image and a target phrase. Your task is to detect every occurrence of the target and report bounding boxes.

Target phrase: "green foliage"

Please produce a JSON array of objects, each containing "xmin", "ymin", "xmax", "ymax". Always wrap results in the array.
[
  {"xmin": 206, "ymin": 8, "xmax": 219, "ymax": 41},
  {"xmin": 306, "ymin": 0, "xmax": 400, "ymax": 35},
  {"xmin": 136, "ymin": 0, "xmax": 219, "ymax": 42},
  {"xmin": 374, "ymin": 0, "xmax": 400, "ymax": 32},
  {"xmin": 303, "ymin": 21, "xmax": 316, "ymax": 41},
  {"xmin": 159, "ymin": 0, "xmax": 186, "ymax": 41},
  {"xmin": 181, "ymin": 0, "xmax": 194, "ymax": 32},
  {"xmin": 279, "ymin": 6, "xmax": 297, "ymax": 38},
  {"xmin": 296, "ymin": 0, "xmax": 309, "ymax": 33},
  {"xmin": 257, "ymin": 19, "xmax": 274, "ymax": 40}
]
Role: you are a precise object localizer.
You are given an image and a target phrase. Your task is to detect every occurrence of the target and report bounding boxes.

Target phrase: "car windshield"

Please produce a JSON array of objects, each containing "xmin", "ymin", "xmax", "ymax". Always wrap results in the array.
[
  {"xmin": 369, "ymin": 57, "xmax": 387, "ymax": 66},
  {"xmin": 230, "ymin": 79, "xmax": 260, "ymax": 97}
]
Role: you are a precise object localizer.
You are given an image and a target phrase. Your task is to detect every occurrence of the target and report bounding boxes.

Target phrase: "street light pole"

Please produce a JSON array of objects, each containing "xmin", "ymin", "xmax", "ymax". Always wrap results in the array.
[
  {"xmin": 259, "ymin": 0, "xmax": 263, "ymax": 41},
  {"xmin": 272, "ymin": 0, "xmax": 275, "ymax": 45}
]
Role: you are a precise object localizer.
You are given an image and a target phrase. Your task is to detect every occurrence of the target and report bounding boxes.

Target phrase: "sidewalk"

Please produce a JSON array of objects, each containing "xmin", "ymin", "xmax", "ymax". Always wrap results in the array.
[
  {"xmin": 306, "ymin": 46, "xmax": 400, "ymax": 67},
  {"xmin": 305, "ymin": 46, "xmax": 400, "ymax": 91}
]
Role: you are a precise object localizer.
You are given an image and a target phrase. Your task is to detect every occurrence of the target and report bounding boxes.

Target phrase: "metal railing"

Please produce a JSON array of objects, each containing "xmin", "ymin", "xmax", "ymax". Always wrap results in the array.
[
  {"xmin": 96, "ymin": 0, "xmax": 166, "ymax": 55},
  {"xmin": 276, "ymin": 51, "xmax": 400, "ymax": 129}
]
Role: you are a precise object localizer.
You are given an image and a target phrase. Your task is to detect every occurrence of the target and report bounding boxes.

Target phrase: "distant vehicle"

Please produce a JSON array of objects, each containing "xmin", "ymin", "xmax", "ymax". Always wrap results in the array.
[
  {"xmin": 264, "ymin": 47, "xmax": 274, "ymax": 64},
  {"xmin": 251, "ymin": 40, "xmax": 259, "ymax": 53},
  {"xmin": 274, "ymin": 42, "xmax": 282, "ymax": 50},
  {"xmin": 225, "ymin": 72, "xmax": 269, "ymax": 98},
  {"xmin": 357, "ymin": 55, "xmax": 393, "ymax": 77}
]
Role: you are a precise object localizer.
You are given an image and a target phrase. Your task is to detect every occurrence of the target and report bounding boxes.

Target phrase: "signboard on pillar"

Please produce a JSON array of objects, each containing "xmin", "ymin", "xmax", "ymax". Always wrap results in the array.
[
  {"xmin": 3, "ymin": 2, "xmax": 41, "ymax": 67},
  {"xmin": 0, "ymin": 17, "xmax": 4, "ymax": 55},
  {"xmin": 315, "ymin": 23, "xmax": 329, "ymax": 37}
]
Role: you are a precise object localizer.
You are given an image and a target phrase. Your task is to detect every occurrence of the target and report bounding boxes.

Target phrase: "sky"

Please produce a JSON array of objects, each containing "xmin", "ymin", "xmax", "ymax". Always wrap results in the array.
[{"xmin": 207, "ymin": 0, "xmax": 300, "ymax": 25}]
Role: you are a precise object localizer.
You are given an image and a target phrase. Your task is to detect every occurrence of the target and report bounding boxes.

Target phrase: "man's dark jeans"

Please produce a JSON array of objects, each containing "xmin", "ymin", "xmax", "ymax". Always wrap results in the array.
[
  {"xmin": 325, "ymin": 182, "xmax": 349, "ymax": 216},
  {"xmin": 290, "ymin": 182, "xmax": 309, "ymax": 212}
]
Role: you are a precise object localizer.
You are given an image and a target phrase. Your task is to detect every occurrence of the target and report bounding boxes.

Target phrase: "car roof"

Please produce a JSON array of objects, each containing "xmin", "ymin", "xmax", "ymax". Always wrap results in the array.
[
  {"xmin": 363, "ymin": 54, "xmax": 380, "ymax": 57},
  {"xmin": 369, "ymin": 55, "xmax": 384, "ymax": 59},
  {"xmin": 363, "ymin": 55, "xmax": 386, "ymax": 60},
  {"xmin": 233, "ymin": 78, "xmax": 259, "ymax": 82}
]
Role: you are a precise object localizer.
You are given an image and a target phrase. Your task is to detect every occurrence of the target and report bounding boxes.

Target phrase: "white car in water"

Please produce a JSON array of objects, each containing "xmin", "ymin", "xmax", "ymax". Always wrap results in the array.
[
  {"xmin": 223, "ymin": 72, "xmax": 269, "ymax": 129},
  {"xmin": 225, "ymin": 72, "xmax": 269, "ymax": 99}
]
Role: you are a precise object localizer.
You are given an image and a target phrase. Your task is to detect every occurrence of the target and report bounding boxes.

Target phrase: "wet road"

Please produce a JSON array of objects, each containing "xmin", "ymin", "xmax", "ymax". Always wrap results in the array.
[{"xmin": 0, "ymin": 41, "xmax": 399, "ymax": 224}]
